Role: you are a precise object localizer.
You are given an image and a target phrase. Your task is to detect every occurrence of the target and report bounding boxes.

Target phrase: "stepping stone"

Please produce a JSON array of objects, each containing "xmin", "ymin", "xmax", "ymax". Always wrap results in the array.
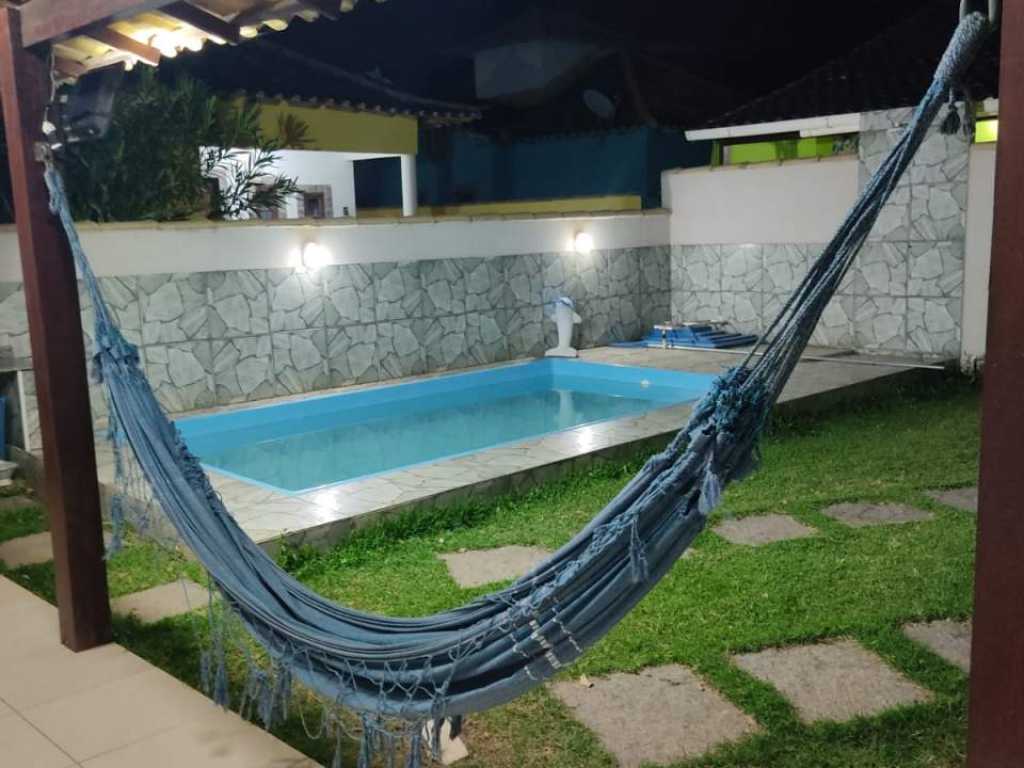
[
  {"xmin": 713, "ymin": 514, "xmax": 816, "ymax": 546},
  {"xmin": 551, "ymin": 665, "xmax": 760, "ymax": 768},
  {"xmin": 440, "ymin": 545, "xmax": 552, "ymax": 588},
  {"xmin": 903, "ymin": 619, "xmax": 972, "ymax": 672},
  {"xmin": 111, "ymin": 580, "xmax": 211, "ymax": 623},
  {"xmin": 0, "ymin": 495, "xmax": 37, "ymax": 512},
  {"xmin": 0, "ymin": 530, "xmax": 111, "ymax": 568},
  {"xmin": 733, "ymin": 639, "xmax": 931, "ymax": 723},
  {"xmin": 0, "ymin": 531, "xmax": 53, "ymax": 568},
  {"xmin": 821, "ymin": 503, "xmax": 933, "ymax": 528},
  {"xmin": 927, "ymin": 487, "xmax": 978, "ymax": 513}
]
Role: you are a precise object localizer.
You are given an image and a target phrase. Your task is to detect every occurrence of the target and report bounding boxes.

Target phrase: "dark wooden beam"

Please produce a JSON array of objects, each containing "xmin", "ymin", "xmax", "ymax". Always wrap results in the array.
[
  {"xmin": 84, "ymin": 24, "xmax": 161, "ymax": 66},
  {"xmin": 0, "ymin": 6, "xmax": 113, "ymax": 652},
  {"xmin": 161, "ymin": 1, "xmax": 240, "ymax": 44},
  {"xmin": 966, "ymin": 3, "xmax": 1024, "ymax": 767},
  {"xmin": 19, "ymin": 0, "xmax": 175, "ymax": 47}
]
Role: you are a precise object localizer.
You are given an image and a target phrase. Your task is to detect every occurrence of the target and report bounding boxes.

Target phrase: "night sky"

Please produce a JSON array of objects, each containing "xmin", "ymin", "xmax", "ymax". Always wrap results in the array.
[
  {"xmin": 245, "ymin": 0, "xmax": 944, "ymax": 102},
  {"xmin": 166, "ymin": 0, "xmax": 973, "ymax": 134}
]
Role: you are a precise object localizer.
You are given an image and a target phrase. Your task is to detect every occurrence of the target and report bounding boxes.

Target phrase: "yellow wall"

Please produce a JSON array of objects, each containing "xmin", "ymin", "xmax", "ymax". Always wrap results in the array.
[
  {"xmin": 243, "ymin": 99, "xmax": 419, "ymax": 155},
  {"xmin": 358, "ymin": 195, "xmax": 643, "ymax": 219}
]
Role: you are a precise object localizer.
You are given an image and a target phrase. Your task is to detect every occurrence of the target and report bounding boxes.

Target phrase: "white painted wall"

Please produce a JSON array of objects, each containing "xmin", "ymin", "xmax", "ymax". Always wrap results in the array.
[
  {"xmin": 962, "ymin": 143, "xmax": 997, "ymax": 370},
  {"xmin": 662, "ymin": 156, "xmax": 860, "ymax": 245},
  {"xmin": 210, "ymin": 148, "xmax": 404, "ymax": 221},
  {"xmin": 273, "ymin": 149, "xmax": 358, "ymax": 219},
  {"xmin": 0, "ymin": 211, "xmax": 670, "ymax": 280}
]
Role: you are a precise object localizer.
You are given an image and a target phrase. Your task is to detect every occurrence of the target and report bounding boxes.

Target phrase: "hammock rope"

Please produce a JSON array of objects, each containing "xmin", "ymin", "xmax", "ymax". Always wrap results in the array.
[{"xmin": 42, "ymin": 12, "xmax": 989, "ymax": 767}]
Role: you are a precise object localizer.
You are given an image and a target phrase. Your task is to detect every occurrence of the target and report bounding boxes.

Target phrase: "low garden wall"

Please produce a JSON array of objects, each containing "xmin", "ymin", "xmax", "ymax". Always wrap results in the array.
[
  {"xmin": 665, "ymin": 108, "xmax": 987, "ymax": 360},
  {"xmin": 0, "ymin": 211, "xmax": 670, "ymax": 452}
]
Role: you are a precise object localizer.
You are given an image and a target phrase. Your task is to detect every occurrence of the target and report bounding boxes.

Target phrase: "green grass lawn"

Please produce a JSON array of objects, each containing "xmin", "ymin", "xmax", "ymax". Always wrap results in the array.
[{"xmin": 0, "ymin": 379, "xmax": 981, "ymax": 768}]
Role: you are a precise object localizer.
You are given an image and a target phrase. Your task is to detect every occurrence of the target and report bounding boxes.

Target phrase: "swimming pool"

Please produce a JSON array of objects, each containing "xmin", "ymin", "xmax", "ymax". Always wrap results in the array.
[{"xmin": 177, "ymin": 359, "xmax": 715, "ymax": 493}]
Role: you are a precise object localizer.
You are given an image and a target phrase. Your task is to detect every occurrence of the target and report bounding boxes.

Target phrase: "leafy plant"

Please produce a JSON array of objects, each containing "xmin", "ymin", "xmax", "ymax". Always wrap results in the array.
[
  {"xmin": 200, "ymin": 100, "xmax": 300, "ymax": 219},
  {"xmin": 58, "ymin": 69, "xmax": 303, "ymax": 222},
  {"xmin": 277, "ymin": 112, "xmax": 313, "ymax": 149}
]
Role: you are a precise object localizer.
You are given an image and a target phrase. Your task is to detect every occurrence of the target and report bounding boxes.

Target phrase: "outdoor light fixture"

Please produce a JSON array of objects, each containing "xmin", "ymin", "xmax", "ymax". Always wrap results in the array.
[
  {"xmin": 574, "ymin": 232, "xmax": 595, "ymax": 255},
  {"xmin": 149, "ymin": 33, "xmax": 179, "ymax": 58},
  {"xmin": 296, "ymin": 242, "xmax": 331, "ymax": 272}
]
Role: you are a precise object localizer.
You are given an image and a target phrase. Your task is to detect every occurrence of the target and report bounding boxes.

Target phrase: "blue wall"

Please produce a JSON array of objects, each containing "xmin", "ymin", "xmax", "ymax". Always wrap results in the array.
[{"xmin": 354, "ymin": 126, "xmax": 710, "ymax": 210}]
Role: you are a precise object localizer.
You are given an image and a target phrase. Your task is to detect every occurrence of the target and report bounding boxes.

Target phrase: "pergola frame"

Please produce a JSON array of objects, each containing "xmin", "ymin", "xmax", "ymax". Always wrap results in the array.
[{"xmin": 0, "ymin": 1, "xmax": 1020, "ymax": 764}]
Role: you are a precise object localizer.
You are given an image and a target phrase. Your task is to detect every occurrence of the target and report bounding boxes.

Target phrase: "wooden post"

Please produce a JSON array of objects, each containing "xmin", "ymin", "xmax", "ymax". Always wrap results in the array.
[
  {"xmin": 0, "ymin": 6, "xmax": 112, "ymax": 651},
  {"xmin": 967, "ymin": 2, "xmax": 1024, "ymax": 766}
]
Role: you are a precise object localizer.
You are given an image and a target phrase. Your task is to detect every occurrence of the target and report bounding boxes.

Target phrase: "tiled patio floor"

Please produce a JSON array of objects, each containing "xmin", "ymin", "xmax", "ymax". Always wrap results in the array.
[
  {"xmin": 0, "ymin": 576, "xmax": 314, "ymax": 768},
  {"xmin": 82, "ymin": 346, "xmax": 932, "ymax": 551}
]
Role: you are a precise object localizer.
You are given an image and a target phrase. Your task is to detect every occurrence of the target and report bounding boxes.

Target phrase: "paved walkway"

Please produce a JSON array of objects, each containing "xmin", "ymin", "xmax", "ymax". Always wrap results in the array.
[{"xmin": 0, "ymin": 576, "xmax": 315, "ymax": 768}]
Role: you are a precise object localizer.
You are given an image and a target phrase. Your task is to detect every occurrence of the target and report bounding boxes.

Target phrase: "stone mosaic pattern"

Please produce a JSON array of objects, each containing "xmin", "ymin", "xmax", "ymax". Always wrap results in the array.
[
  {"xmin": 0, "ymin": 282, "xmax": 30, "ymax": 360},
  {"xmin": 19, "ymin": 370, "xmax": 40, "ymax": 454},
  {"xmin": 144, "ymin": 341, "xmax": 216, "ymax": 412},
  {"xmin": 138, "ymin": 273, "xmax": 208, "ymax": 344},
  {"xmin": 207, "ymin": 270, "xmax": 270, "ymax": 338},
  {"xmin": 670, "ymin": 108, "xmax": 971, "ymax": 357},
  {"xmin": 0, "ymin": 246, "xmax": 665, "ymax": 415},
  {"xmin": 212, "ymin": 336, "xmax": 275, "ymax": 404}
]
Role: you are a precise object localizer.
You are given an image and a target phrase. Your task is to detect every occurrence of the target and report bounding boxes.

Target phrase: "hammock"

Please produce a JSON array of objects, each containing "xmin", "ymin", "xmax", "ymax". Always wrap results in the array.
[{"xmin": 43, "ymin": 12, "xmax": 989, "ymax": 767}]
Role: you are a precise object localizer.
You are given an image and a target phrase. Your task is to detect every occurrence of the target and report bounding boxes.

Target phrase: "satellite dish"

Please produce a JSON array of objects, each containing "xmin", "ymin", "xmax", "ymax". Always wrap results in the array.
[{"xmin": 583, "ymin": 89, "xmax": 616, "ymax": 120}]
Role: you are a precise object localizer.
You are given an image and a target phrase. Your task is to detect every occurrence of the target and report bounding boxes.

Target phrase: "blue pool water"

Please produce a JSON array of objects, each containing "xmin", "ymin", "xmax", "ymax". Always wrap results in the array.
[{"xmin": 177, "ymin": 359, "xmax": 715, "ymax": 493}]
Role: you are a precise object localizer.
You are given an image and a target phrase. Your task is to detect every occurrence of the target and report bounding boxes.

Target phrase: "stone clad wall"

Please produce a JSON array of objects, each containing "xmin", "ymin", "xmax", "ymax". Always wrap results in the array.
[
  {"xmin": 0, "ymin": 246, "xmax": 669, "ymax": 426},
  {"xmin": 670, "ymin": 108, "xmax": 971, "ymax": 357}
]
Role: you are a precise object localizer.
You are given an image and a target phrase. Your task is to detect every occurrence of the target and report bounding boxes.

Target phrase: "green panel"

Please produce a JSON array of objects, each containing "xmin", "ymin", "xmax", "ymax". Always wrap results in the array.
[
  {"xmin": 975, "ymin": 119, "xmax": 999, "ymax": 144},
  {"xmin": 725, "ymin": 134, "xmax": 857, "ymax": 165}
]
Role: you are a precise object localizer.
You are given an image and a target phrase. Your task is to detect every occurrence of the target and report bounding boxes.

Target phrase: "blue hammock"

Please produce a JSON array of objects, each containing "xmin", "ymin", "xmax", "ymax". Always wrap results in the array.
[{"xmin": 44, "ymin": 12, "xmax": 989, "ymax": 767}]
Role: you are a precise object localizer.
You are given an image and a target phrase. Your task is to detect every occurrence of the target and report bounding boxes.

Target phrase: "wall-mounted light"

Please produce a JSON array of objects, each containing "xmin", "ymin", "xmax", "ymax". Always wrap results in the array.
[
  {"xmin": 290, "ymin": 242, "xmax": 331, "ymax": 273},
  {"xmin": 303, "ymin": 242, "xmax": 330, "ymax": 271},
  {"xmin": 573, "ymin": 231, "xmax": 595, "ymax": 255}
]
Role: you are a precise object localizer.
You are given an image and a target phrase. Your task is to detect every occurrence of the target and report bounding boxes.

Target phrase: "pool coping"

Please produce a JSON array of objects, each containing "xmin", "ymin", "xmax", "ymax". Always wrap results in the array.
[{"xmin": 16, "ymin": 346, "xmax": 942, "ymax": 554}]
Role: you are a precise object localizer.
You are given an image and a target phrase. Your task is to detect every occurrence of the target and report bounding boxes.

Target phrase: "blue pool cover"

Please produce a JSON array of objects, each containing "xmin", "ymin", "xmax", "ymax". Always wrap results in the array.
[{"xmin": 177, "ymin": 359, "xmax": 716, "ymax": 493}]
